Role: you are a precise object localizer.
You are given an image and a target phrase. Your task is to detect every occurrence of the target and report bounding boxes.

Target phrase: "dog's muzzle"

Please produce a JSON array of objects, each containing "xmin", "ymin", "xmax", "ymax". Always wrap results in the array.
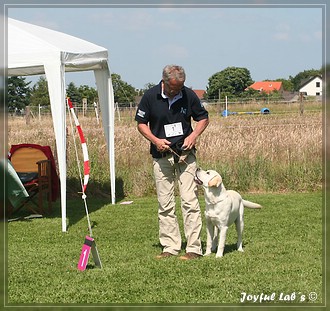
[{"xmin": 194, "ymin": 168, "xmax": 203, "ymax": 185}]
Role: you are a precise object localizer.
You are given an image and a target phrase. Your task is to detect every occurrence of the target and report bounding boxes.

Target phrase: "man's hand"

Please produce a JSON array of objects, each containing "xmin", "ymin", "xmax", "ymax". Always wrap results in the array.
[
  {"xmin": 182, "ymin": 118, "xmax": 209, "ymax": 150},
  {"xmin": 138, "ymin": 123, "xmax": 170, "ymax": 152},
  {"xmin": 155, "ymin": 138, "xmax": 171, "ymax": 152},
  {"xmin": 182, "ymin": 135, "xmax": 197, "ymax": 150}
]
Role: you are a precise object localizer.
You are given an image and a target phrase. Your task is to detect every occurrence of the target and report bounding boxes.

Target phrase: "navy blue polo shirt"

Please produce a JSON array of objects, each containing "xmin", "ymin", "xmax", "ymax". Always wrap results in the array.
[{"xmin": 135, "ymin": 81, "xmax": 209, "ymax": 158}]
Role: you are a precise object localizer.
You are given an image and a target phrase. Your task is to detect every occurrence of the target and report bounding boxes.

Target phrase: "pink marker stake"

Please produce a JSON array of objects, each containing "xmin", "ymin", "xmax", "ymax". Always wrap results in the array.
[{"xmin": 78, "ymin": 236, "xmax": 94, "ymax": 271}]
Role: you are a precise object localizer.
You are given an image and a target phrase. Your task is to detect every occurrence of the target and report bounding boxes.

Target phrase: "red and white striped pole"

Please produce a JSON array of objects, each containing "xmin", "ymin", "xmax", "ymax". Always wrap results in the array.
[{"xmin": 67, "ymin": 98, "xmax": 90, "ymax": 194}]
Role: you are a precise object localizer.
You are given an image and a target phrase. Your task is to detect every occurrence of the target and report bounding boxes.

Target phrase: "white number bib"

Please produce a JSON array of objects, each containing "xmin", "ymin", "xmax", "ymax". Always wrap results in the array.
[{"xmin": 164, "ymin": 122, "xmax": 183, "ymax": 138}]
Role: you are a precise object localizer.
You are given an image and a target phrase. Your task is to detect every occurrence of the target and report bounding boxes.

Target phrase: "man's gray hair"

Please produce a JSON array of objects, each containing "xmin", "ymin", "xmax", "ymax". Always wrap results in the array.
[{"xmin": 162, "ymin": 65, "xmax": 186, "ymax": 83}]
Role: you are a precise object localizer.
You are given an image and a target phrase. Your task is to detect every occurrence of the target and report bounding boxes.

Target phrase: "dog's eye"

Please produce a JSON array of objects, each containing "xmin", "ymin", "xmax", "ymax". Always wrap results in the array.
[{"xmin": 206, "ymin": 172, "xmax": 210, "ymax": 175}]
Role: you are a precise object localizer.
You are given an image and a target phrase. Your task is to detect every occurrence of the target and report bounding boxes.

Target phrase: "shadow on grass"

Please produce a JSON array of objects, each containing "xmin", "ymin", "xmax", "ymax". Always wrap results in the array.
[
  {"xmin": 66, "ymin": 176, "xmax": 125, "ymax": 201},
  {"xmin": 152, "ymin": 240, "xmax": 244, "ymax": 255},
  {"xmin": 7, "ymin": 176, "xmax": 126, "ymax": 229},
  {"xmin": 151, "ymin": 240, "xmax": 249, "ymax": 256},
  {"xmin": 152, "ymin": 241, "xmax": 189, "ymax": 253},
  {"xmin": 224, "ymin": 243, "xmax": 244, "ymax": 255}
]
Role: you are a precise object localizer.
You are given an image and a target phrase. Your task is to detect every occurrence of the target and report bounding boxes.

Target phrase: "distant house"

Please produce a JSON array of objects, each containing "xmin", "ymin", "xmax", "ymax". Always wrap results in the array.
[
  {"xmin": 299, "ymin": 75, "xmax": 322, "ymax": 96},
  {"xmin": 193, "ymin": 89, "xmax": 206, "ymax": 100},
  {"xmin": 246, "ymin": 81, "xmax": 283, "ymax": 94}
]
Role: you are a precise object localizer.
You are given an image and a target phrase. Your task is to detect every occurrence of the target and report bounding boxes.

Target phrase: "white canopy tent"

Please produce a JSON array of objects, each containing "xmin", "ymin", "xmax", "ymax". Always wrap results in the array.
[{"xmin": 7, "ymin": 18, "xmax": 116, "ymax": 232}]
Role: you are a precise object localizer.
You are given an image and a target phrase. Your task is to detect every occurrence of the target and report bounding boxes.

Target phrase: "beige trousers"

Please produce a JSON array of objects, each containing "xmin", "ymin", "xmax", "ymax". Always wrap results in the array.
[{"xmin": 152, "ymin": 152, "xmax": 202, "ymax": 255}]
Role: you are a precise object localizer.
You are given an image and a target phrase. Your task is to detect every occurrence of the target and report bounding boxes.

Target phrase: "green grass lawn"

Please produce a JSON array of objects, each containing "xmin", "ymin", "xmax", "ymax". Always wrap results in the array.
[{"xmin": 6, "ymin": 192, "xmax": 324, "ymax": 307}]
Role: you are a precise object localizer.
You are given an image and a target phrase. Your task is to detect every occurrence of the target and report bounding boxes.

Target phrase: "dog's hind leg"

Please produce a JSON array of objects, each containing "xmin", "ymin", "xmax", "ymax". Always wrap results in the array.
[
  {"xmin": 216, "ymin": 226, "xmax": 228, "ymax": 258},
  {"xmin": 235, "ymin": 203, "xmax": 244, "ymax": 252}
]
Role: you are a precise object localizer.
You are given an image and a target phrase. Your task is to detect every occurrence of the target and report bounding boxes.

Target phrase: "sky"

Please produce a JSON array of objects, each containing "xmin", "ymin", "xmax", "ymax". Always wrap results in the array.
[{"xmin": 7, "ymin": 4, "xmax": 324, "ymax": 90}]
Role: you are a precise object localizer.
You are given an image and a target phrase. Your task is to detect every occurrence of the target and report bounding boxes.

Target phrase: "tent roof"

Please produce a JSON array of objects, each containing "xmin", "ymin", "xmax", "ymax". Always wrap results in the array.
[{"xmin": 8, "ymin": 18, "xmax": 109, "ymax": 76}]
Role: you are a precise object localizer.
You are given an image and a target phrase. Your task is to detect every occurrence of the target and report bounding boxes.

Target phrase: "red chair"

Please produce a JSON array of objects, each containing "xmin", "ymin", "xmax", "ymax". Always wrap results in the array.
[{"xmin": 8, "ymin": 144, "xmax": 60, "ymax": 215}]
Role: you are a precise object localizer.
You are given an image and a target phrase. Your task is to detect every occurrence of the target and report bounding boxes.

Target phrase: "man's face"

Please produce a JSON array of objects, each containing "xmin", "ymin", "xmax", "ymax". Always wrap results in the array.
[{"xmin": 163, "ymin": 79, "xmax": 184, "ymax": 98}]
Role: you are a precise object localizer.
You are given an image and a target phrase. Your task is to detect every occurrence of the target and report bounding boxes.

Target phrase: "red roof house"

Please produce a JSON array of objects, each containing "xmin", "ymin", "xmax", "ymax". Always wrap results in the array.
[
  {"xmin": 193, "ymin": 89, "xmax": 206, "ymax": 100},
  {"xmin": 247, "ymin": 81, "xmax": 283, "ymax": 93}
]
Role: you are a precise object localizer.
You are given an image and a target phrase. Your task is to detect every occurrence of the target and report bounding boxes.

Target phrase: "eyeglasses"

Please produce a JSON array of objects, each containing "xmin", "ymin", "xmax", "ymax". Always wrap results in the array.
[{"xmin": 163, "ymin": 80, "xmax": 183, "ymax": 96}]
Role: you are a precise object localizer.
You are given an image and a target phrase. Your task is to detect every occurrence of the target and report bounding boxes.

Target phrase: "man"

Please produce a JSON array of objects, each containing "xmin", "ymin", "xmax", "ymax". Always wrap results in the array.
[{"xmin": 135, "ymin": 65, "xmax": 209, "ymax": 260}]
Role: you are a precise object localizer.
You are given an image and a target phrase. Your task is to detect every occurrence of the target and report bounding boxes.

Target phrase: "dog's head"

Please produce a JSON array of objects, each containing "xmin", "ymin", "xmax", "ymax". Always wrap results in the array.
[{"xmin": 194, "ymin": 168, "xmax": 222, "ymax": 188}]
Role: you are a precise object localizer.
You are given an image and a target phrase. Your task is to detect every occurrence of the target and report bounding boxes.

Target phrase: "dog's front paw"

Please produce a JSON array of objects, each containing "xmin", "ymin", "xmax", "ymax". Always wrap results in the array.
[
  {"xmin": 203, "ymin": 251, "xmax": 212, "ymax": 257},
  {"xmin": 215, "ymin": 253, "xmax": 224, "ymax": 258}
]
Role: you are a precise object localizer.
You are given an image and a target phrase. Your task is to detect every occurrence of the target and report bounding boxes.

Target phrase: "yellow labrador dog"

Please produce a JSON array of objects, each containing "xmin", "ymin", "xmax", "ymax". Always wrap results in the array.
[{"xmin": 194, "ymin": 168, "xmax": 262, "ymax": 258}]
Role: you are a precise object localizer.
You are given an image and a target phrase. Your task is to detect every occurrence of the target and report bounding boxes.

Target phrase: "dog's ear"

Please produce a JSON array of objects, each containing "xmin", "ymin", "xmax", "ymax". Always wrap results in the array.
[{"xmin": 208, "ymin": 175, "xmax": 222, "ymax": 187}]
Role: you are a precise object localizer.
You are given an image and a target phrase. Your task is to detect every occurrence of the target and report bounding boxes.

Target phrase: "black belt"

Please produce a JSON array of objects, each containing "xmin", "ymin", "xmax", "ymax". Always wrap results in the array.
[
  {"xmin": 160, "ymin": 148, "xmax": 187, "ymax": 163},
  {"xmin": 160, "ymin": 151, "xmax": 172, "ymax": 158}
]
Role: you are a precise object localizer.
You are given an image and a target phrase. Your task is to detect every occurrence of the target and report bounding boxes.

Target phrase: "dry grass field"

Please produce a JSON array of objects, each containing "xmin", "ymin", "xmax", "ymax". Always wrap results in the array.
[{"xmin": 7, "ymin": 102, "xmax": 323, "ymax": 198}]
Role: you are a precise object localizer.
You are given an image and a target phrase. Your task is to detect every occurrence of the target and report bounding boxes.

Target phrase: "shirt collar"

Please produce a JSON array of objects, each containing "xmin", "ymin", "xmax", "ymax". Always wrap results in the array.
[
  {"xmin": 161, "ymin": 89, "xmax": 183, "ymax": 108},
  {"xmin": 160, "ymin": 81, "xmax": 183, "ymax": 107}
]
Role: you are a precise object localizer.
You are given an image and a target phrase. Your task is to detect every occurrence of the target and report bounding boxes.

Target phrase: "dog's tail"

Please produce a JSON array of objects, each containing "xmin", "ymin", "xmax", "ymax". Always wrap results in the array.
[{"xmin": 242, "ymin": 199, "xmax": 262, "ymax": 209}]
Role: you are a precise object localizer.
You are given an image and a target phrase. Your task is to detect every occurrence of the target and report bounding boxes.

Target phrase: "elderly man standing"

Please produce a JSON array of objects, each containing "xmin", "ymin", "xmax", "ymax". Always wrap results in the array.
[{"xmin": 135, "ymin": 64, "xmax": 209, "ymax": 260}]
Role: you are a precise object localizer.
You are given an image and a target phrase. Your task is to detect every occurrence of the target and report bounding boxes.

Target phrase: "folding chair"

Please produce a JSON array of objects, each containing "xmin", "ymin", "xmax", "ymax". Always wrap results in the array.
[{"xmin": 8, "ymin": 144, "xmax": 60, "ymax": 216}]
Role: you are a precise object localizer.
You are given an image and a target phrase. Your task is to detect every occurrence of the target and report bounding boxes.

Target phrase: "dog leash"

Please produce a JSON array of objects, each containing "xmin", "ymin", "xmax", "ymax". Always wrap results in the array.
[
  {"xmin": 167, "ymin": 146, "xmax": 190, "ymax": 166},
  {"xmin": 168, "ymin": 146, "xmax": 202, "ymax": 186}
]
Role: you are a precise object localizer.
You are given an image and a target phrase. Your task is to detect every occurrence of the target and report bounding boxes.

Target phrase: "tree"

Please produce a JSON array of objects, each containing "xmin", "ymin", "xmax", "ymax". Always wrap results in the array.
[
  {"xmin": 29, "ymin": 76, "xmax": 50, "ymax": 107},
  {"xmin": 111, "ymin": 73, "xmax": 137, "ymax": 103},
  {"xmin": 274, "ymin": 78, "xmax": 294, "ymax": 92},
  {"xmin": 66, "ymin": 82, "xmax": 81, "ymax": 105},
  {"xmin": 205, "ymin": 67, "xmax": 254, "ymax": 100},
  {"xmin": 239, "ymin": 87, "xmax": 260, "ymax": 99},
  {"xmin": 136, "ymin": 82, "xmax": 156, "ymax": 96},
  {"xmin": 78, "ymin": 85, "xmax": 98, "ymax": 104},
  {"xmin": 7, "ymin": 76, "xmax": 31, "ymax": 111}
]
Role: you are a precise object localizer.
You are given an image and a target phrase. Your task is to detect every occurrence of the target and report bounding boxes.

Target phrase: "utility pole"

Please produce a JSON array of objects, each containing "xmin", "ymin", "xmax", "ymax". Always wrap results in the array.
[{"xmin": 299, "ymin": 92, "xmax": 304, "ymax": 115}]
